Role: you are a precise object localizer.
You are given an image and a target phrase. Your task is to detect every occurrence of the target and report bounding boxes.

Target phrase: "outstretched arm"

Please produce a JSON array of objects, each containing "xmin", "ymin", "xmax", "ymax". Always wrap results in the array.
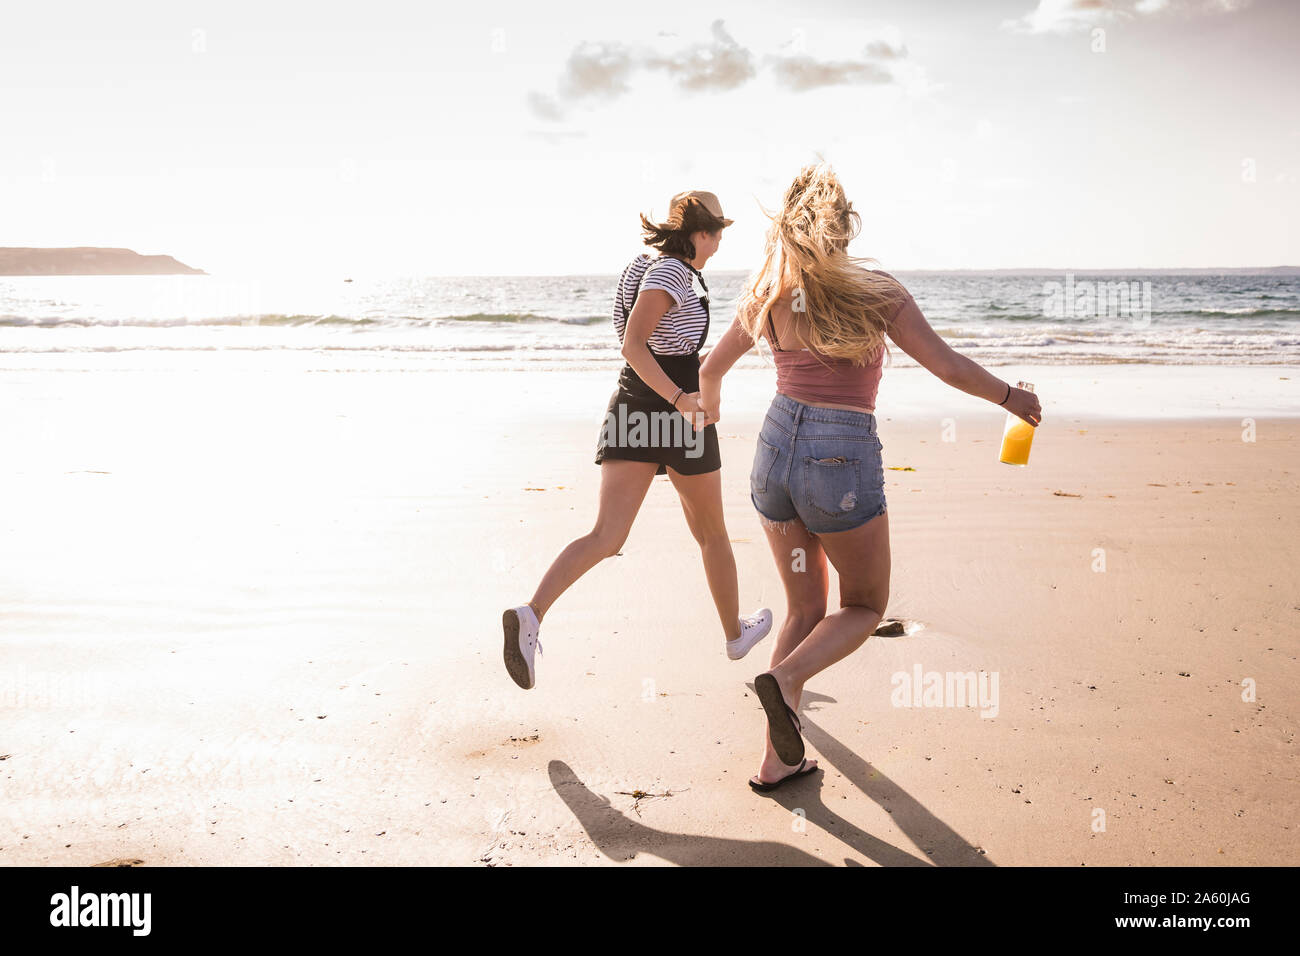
[
  {"xmin": 698, "ymin": 316, "xmax": 757, "ymax": 423},
  {"xmin": 887, "ymin": 296, "xmax": 1042, "ymax": 426}
]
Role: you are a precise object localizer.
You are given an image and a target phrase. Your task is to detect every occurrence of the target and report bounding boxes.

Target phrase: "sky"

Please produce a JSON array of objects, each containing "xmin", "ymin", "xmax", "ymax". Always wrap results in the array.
[{"xmin": 1, "ymin": 0, "xmax": 1296, "ymax": 276}]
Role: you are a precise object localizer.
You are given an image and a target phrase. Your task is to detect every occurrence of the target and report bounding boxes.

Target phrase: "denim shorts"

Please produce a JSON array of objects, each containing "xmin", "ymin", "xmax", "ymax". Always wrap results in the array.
[{"xmin": 750, "ymin": 393, "xmax": 887, "ymax": 534}]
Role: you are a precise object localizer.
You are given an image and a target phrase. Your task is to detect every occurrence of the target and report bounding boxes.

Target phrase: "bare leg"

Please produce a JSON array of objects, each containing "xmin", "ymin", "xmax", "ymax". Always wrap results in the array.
[
  {"xmin": 768, "ymin": 509, "xmax": 891, "ymax": 711},
  {"xmin": 528, "ymin": 460, "xmax": 658, "ymax": 621},
  {"xmin": 754, "ymin": 517, "xmax": 829, "ymax": 783},
  {"xmin": 667, "ymin": 467, "xmax": 740, "ymax": 641},
  {"xmin": 760, "ymin": 517, "xmax": 830, "ymax": 667}
]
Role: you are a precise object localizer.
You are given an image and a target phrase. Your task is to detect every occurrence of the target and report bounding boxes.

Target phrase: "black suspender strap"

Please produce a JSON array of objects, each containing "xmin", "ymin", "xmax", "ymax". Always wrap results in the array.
[{"xmin": 619, "ymin": 254, "xmax": 711, "ymax": 353}]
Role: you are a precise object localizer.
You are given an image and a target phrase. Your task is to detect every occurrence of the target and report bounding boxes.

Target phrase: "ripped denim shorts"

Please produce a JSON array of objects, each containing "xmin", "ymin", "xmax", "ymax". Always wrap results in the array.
[{"xmin": 749, "ymin": 392, "xmax": 887, "ymax": 535}]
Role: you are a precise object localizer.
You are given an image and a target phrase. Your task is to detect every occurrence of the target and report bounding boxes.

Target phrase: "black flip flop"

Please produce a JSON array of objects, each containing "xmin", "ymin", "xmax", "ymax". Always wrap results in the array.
[
  {"xmin": 748, "ymin": 758, "xmax": 818, "ymax": 793},
  {"xmin": 755, "ymin": 672, "xmax": 804, "ymax": 766}
]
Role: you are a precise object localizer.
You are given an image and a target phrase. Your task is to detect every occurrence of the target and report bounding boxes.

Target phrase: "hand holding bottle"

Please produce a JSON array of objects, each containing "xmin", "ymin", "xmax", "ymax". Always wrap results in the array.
[
  {"xmin": 1004, "ymin": 384, "xmax": 1042, "ymax": 427},
  {"xmin": 999, "ymin": 381, "xmax": 1040, "ymax": 466}
]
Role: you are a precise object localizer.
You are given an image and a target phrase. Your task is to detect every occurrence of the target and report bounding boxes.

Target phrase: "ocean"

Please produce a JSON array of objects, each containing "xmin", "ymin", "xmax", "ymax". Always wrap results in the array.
[{"xmin": 1, "ymin": 270, "xmax": 1297, "ymax": 371}]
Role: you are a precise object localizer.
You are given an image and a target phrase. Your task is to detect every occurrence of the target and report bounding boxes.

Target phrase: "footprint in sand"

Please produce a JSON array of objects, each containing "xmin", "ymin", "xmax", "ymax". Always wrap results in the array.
[{"xmin": 466, "ymin": 733, "xmax": 542, "ymax": 760}]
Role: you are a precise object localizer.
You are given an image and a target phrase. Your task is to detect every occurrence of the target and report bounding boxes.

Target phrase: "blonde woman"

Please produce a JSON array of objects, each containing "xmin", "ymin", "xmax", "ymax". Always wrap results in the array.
[
  {"xmin": 502, "ymin": 191, "xmax": 773, "ymax": 691},
  {"xmin": 699, "ymin": 165, "xmax": 1042, "ymax": 790}
]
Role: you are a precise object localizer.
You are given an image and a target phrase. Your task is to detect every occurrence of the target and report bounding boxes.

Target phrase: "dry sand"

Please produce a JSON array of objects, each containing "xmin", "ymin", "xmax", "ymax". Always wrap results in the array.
[{"xmin": 1, "ymin": 364, "xmax": 1296, "ymax": 866}]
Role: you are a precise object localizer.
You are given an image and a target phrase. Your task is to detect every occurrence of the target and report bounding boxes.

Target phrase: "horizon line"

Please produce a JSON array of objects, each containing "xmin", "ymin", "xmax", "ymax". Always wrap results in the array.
[{"xmin": 296, "ymin": 265, "xmax": 1300, "ymax": 279}]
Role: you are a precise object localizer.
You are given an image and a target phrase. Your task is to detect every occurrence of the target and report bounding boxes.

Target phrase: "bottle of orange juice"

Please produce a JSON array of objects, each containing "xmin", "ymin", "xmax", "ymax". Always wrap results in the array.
[{"xmin": 998, "ymin": 381, "xmax": 1035, "ymax": 466}]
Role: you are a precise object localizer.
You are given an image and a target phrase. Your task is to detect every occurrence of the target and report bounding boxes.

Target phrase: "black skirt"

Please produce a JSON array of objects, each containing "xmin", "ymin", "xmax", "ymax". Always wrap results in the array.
[{"xmin": 594, "ymin": 351, "xmax": 721, "ymax": 476}]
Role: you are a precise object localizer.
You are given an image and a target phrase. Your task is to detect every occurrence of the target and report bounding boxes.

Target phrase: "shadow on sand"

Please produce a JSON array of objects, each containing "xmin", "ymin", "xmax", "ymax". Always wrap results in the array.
[{"xmin": 549, "ymin": 689, "xmax": 995, "ymax": 867}]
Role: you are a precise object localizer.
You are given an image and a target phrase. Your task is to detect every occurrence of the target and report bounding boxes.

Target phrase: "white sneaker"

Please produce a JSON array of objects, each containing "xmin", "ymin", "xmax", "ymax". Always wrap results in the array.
[
  {"xmin": 726, "ymin": 608, "xmax": 773, "ymax": 661},
  {"xmin": 503, "ymin": 604, "xmax": 542, "ymax": 689}
]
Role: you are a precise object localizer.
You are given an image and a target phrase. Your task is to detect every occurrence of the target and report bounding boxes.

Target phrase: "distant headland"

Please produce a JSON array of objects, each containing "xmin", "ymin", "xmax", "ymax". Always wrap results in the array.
[{"xmin": 0, "ymin": 247, "xmax": 206, "ymax": 276}]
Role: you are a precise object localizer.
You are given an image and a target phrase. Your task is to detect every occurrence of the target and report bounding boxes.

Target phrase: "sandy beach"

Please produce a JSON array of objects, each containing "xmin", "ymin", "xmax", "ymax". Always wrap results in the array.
[{"xmin": 1, "ymin": 362, "xmax": 1297, "ymax": 866}]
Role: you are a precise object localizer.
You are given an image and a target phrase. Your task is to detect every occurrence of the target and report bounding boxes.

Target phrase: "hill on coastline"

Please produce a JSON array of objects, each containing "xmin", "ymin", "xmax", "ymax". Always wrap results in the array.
[{"xmin": 0, "ymin": 247, "xmax": 205, "ymax": 276}]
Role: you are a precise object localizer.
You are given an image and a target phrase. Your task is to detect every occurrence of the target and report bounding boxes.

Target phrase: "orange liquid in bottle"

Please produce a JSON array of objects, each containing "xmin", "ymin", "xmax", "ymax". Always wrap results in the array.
[{"xmin": 998, "ymin": 381, "xmax": 1036, "ymax": 466}]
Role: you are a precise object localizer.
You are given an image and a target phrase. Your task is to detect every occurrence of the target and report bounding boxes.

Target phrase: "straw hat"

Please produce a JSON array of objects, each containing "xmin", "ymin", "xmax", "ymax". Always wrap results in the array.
[{"xmin": 666, "ymin": 190, "xmax": 734, "ymax": 228}]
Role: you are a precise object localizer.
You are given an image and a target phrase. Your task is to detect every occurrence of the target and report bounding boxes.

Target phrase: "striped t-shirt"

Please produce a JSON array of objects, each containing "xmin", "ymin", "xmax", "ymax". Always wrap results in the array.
[{"xmin": 612, "ymin": 253, "xmax": 710, "ymax": 355}]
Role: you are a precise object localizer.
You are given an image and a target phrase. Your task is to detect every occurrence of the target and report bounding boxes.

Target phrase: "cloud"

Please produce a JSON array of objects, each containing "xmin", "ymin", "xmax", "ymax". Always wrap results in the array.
[
  {"xmin": 557, "ymin": 42, "xmax": 638, "ymax": 100},
  {"xmin": 766, "ymin": 52, "xmax": 896, "ymax": 92},
  {"xmin": 526, "ymin": 91, "xmax": 564, "ymax": 122},
  {"xmin": 863, "ymin": 39, "xmax": 910, "ymax": 60},
  {"xmin": 1002, "ymin": 0, "xmax": 1125, "ymax": 34},
  {"xmin": 526, "ymin": 21, "xmax": 907, "ymax": 121},
  {"xmin": 644, "ymin": 20, "xmax": 756, "ymax": 92},
  {"xmin": 763, "ymin": 37, "xmax": 908, "ymax": 93},
  {"xmin": 1002, "ymin": 0, "xmax": 1252, "ymax": 33}
]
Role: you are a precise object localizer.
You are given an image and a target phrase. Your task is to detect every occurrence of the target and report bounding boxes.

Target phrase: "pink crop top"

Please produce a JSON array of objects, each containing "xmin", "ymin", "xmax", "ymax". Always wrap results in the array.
[{"xmin": 766, "ymin": 291, "xmax": 915, "ymax": 411}]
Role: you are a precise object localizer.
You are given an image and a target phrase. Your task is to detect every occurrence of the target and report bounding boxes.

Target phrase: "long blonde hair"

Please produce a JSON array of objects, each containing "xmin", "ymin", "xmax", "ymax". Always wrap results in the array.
[{"xmin": 738, "ymin": 163, "xmax": 905, "ymax": 365}]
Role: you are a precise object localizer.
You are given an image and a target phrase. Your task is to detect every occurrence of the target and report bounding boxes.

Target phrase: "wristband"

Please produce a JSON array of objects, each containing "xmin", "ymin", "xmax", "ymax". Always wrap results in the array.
[
  {"xmin": 997, "ymin": 383, "xmax": 1011, "ymax": 406},
  {"xmin": 670, "ymin": 387, "xmax": 685, "ymax": 408}
]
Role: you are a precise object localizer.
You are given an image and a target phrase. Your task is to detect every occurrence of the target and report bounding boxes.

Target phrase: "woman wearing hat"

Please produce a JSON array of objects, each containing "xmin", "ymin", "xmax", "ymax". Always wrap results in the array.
[{"xmin": 502, "ymin": 191, "xmax": 773, "ymax": 690}]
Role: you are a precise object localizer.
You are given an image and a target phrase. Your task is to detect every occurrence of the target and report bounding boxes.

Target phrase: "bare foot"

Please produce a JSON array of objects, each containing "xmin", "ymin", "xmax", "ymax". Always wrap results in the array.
[
  {"xmin": 751, "ymin": 756, "xmax": 818, "ymax": 788},
  {"xmin": 755, "ymin": 669, "xmax": 807, "ymax": 766},
  {"xmin": 771, "ymin": 668, "xmax": 804, "ymax": 715}
]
